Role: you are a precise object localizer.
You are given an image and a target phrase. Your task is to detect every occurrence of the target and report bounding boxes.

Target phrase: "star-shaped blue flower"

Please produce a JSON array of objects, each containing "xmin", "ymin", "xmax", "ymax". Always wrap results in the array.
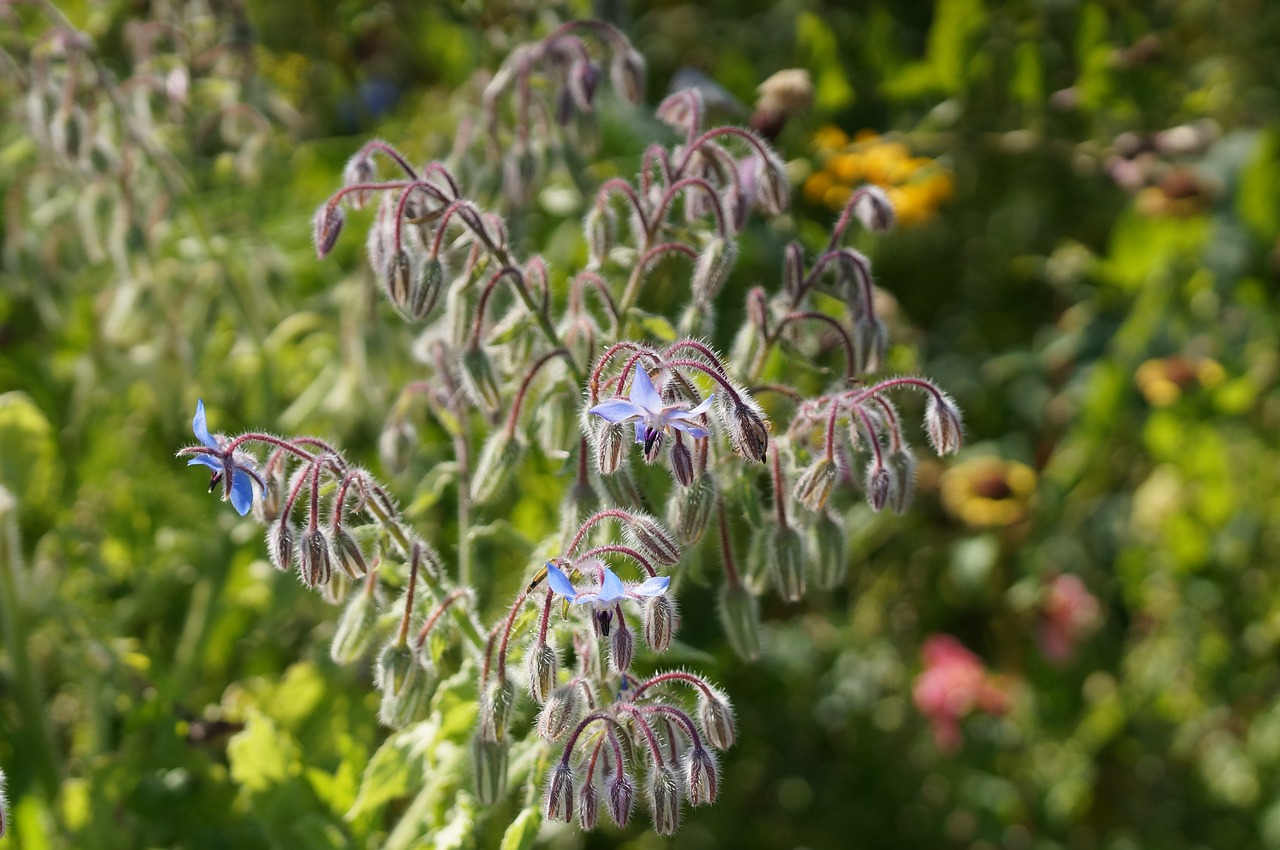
[
  {"xmin": 588, "ymin": 367, "xmax": 714, "ymax": 455},
  {"xmin": 545, "ymin": 562, "xmax": 669, "ymax": 637},
  {"xmin": 184, "ymin": 400, "xmax": 259, "ymax": 516}
]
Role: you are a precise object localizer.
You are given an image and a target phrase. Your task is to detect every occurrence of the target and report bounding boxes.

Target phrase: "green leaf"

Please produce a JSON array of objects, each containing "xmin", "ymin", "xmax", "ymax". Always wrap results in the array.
[
  {"xmin": 795, "ymin": 12, "xmax": 855, "ymax": 111},
  {"xmin": 1238, "ymin": 128, "xmax": 1280, "ymax": 239},
  {"xmin": 227, "ymin": 710, "xmax": 302, "ymax": 792},
  {"xmin": 499, "ymin": 806, "xmax": 542, "ymax": 850},
  {"xmin": 346, "ymin": 729, "xmax": 417, "ymax": 820}
]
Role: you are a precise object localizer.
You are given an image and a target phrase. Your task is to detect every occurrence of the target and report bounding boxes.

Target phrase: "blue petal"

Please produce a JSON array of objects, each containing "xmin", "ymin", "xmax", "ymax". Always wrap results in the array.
[
  {"xmin": 674, "ymin": 394, "xmax": 715, "ymax": 418},
  {"xmin": 631, "ymin": 576, "xmax": 670, "ymax": 597},
  {"xmin": 229, "ymin": 470, "xmax": 254, "ymax": 516},
  {"xmin": 588, "ymin": 399, "xmax": 645, "ymax": 424},
  {"xmin": 634, "ymin": 423, "xmax": 649, "ymax": 445},
  {"xmin": 597, "ymin": 567, "xmax": 626, "ymax": 604},
  {"xmin": 628, "ymin": 367, "xmax": 663, "ymax": 413},
  {"xmin": 192, "ymin": 400, "xmax": 218, "ymax": 449},
  {"xmin": 668, "ymin": 421, "xmax": 710, "ymax": 440},
  {"xmin": 187, "ymin": 454, "xmax": 222, "ymax": 471},
  {"xmin": 546, "ymin": 563, "xmax": 578, "ymax": 598}
]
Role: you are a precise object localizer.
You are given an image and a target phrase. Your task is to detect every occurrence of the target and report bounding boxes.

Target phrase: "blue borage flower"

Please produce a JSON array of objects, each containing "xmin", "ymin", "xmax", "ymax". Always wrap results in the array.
[
  {"xmin": 588, "ymin": 367, "xmax": 714, "ymax": 457},
  {"xmin": 182, "ymin": 400, "xmax": 262, "ymax": 516},
  {"xmin": 545, "ymin": 561, "xmax": 669, "ymax": 637}
]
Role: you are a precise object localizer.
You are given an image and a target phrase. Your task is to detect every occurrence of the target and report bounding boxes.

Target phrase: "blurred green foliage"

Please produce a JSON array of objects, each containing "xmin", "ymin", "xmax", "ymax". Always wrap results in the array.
[{"xmin": 3, "ymin": 0, "xmax": 1280, "ymax": 848}]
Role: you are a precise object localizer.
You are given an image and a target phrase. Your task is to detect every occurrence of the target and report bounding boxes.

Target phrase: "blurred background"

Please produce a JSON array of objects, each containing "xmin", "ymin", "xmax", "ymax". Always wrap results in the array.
[{"xmin": 3, "ymin": 0, "xmax": 1280, "ymax": 847}]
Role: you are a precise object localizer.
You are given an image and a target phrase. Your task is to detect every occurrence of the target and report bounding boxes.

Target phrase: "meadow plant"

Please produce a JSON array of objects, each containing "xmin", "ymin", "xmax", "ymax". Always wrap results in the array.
[{"xmin": 174, "ymin": 20, "xmax": 963, "ymax": 839}]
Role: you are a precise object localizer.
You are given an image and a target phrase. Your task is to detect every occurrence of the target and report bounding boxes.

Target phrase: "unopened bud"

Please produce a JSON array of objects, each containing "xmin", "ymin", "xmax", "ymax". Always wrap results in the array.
[
  {"xmin": 924, "ymin": 392, "xmax": 964, "ymax": 455},
  {"xmin": 599, "ymin": 465, "xmax": 644, "ymax": 508},
  {"xmin": 592, "ymin": 420, "xmax": 627, "ymax": 475},
  {"xmin": 578, "ymin": 776, "xmax": 601, "ymax": 830},
  {"xmin": 854, "ymin": 316, "xmax": 888, "ymax": 374},
  {"xmin": 887, "ymin": 450, "xmax": 916, "ymax": 515},
  {"xmin": 459, "ymin": 345, "xmax": 503, "ymax": 412},
  {"xmin": 609, "ymin": 47, "xmax": 647, "ymax": 104},
  {"xmin": 267, "ymin": 521, "xmax": 296, "ymax": 573},
  {"xmin": 584, "ymin": 203, "xmax": 616, "ymax": 268},
  {"xmin": 854, "ymin": 184, "xmax": 896, "ymax": 232},
  {"xmin": 719, "ymin": 395, "xmax": 770, "ymax": 463},
  {"xmin": 545, "ymin": 762, "xmax": 576, "ymax": 822},
  {"xmin": 692, "ymin": 236, "xmax": 737, "ymax": 304},
  {"xmin": 656, "ymin": 89, "xmax": 701, "ymax": 135},
  {"xmin": 647, "ymin": 765, "xmax": 682, "ymax": 836},
  {"xmin": 866, "ymin": 461, "xmax": 894, "ymax": 512},
  {"xmin": 718, "ymin": 582, "xmax": 761, "ymax": 662},
  {"xmin": 609, "ymin": 620, "xmax": 635, "ymax": 673},
  {"xmin": 480, "ymin": 676, "xmax": 516, "ymax": 742},
  {"xmin": 669, "ymin": 433, "xmax": 694, "ymax": 486},
  {"xmin": 526, "ymin": 640, "xmax": 559, "ymax": 704},
  {"xmin": 642, "ymin": 428, "xmax": 664, "ymax": 464},
  {"xmin": 667, "ymin": 473, "xmax": 716, "ymax": 546},
  {"xmin": 472, "ymin": 735, "xmax": 508, "ymax": 804},
  {"xmin": 313, "ymin": 203, "xmax": 344, "ymax": 259},
  {"xmin": 569, "ymin": 59, "xmax": 602, "ymax": 112},
  {"xmin": 341, "ymin": 154, "xmax": 376, "ymax": 209},
  {"xmin": 685, "ymin": 747, "xmax": 719, "ymax": 806},
  {"xmin": 379, "ymin": 419, "xmax": 417, "ymax": 475},
  {"xmin": 298, "ymin": 527, "xmax": 332, "ymax": 588},
  {"xmin": 606, "ymin": 771, "xmax": 636, "ymax": 826},
  {"xmin": 809, "ymin": 512, "xmax": 848, "ymax": 590},
  {"xmin": 471, "ymin": 428, "xmax": 523, "ymax": 505},
  {"xmin": 329, "ymin": 526, "xmax": 369, "ymax": 580},
  {"xmin": 331, "ymin": 581, "xmax": 378, "ymax": 664},
  {"xmin": 626, "ymin": 515, "xmax": 681, "ymax": 566},
  {"xmin": 768, "ymin": 523, "xmax": 806, "ymax": 602},
  {"xmin": 384, "ymin": 250, "xmax": 412, "ymax": 309},
  {"xmin": 757, "ymin": 151, "xmax": 790, "ymax": 216},
  {"xmin": 366, "ymin": 196, "xmax": 393, "ymax": 277},
  {"xmin": 697, "ymin": 689, "xmax": 737, "ymax": 750},
  {"xmin": 537, "ymin": 685, "xmax": 581, "ymax": 740},
  {"xmin": 406, "ymin": 256, "xmax": 444, "ymax": 320},
  {"xmin": 793, "ymin": 457, "xmax": 838, "ymax": 511},
  {"xmin": 376, "ymin": 640, "xmax": 419, "ymax": 726},
  {"xmin": 643, "ymin": 594, "xmax": 678, "ymax": 652},
  {"xmin": 253, "ymin": 465, "xmax": 285, "ymax": 525}
]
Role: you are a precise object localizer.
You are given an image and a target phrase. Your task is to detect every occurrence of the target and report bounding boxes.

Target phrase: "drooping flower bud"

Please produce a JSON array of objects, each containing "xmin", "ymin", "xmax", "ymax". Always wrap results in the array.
[
  {"xmin": 808, "ymin": 511, "xmax": 848, "ymax": 590},
  {"xmin": 375, "ymin": 640, "xmax": 419, "ymax": 727},
  {"xmin": 341, "ymin": 153, "xmax": 376, "ymax": 209},
  {"xmin": 757, "ymin": 151, "xmax": 790, "ymax": 216},
  {"xmin": 331, "ymin": 581, "xmax": 378, "ymax": 664},
  {"xmin": 591, "ymin": 419, "xmax": 627, "ymax": 475},
  {"xmin": 472, "ymin": 735, "xmax": 508, "ymax": 805},
  {"xmin": 267, "ymin": 521, "xmax": 296, "ymax": 573},
  {"xmin": 537, "ymin": 684, "xmax": 581, "ymax": 741},
  {"xmin": 471, "ymin": 428, "xmax": 524, "ymax": 505},
  {"xmin": 298, "ymin": 527, "xmax": 332, "ymax": 588},
  {"xmin": 384, "ymin": 250, "xmax": 412, "ymax": 309},
  {"xmin": 647, "ymin": 765, "xmax": 682, "ymax": 836},
  {"xmin": 406, "ymin": 256, "xmax": 445, "ymax": 320},
  {"xmin": 379, "ymin": 419, "xmax": 417, "ymax": 475},
  {"xmin": 669, "ymin": 432, "xmax": 694, "ymax": 486},
  {"xmin": 718, "ymin": 395, "xmax": 770, "ymax": 463},
  {"xmin": 667, "ymin": 473, "xmax": 716, "ymax": 546},
  {"xmin": 854, "ymin": 184, "xmax": 896, "ymax": 232},
  {"xmin": 606, "ymin": 771, "xmax": 636, "ymax": 826},
  {"xmin": 767, "ymin": 523, "xmax": 806, "ymax": 602},
  {"xmin": 865, "ymin": 460, "xmax": 894, "ymax": 512},
  {"xmin": 626, "ymin": 515, "xmax": 682, "ymax": 566},
  {"xmin": 692, "ymin": 236, "xmax": 737, "ymax": 305},
  {"xmin": 924, "ymin": 391, "xmax": 964, "ymax": 455},
  {"xmin": 609, "ymin": 619, "xmax": 635, "ymax": 673},
  {"xmin": 718, "ymin": 581, "xmax": 761, "ymax": 662},
  {"xmin": 584, "ymin": 203, "xmax": 616, "ymax": 269},
  {"xmin": 643, "ymin": 594, "xmax": 678, "ymax": 652},
  {"xmin": 458, "ymin": 344, "xmax": 503, "ymax": 412},
  {"xmin": 479, "ymin": 675, "xmax": 516, "ymax": 742},
  {"xmin": 526, "ymin": 639, "xmax": 559, "ymax": 705},
  {"xmin": 545, "ymin": 762, "xmax": 576, "ymax": 823},
  {"xmin": 313, "ymin": 203, "xmax": 344, "ymax": 259},
  {"xmin": 252, "ymin": 464, "xmax": 285, "ymax": 526},
  {"xmin": 854, "ymin": 316, "xmax": 888, "ymax": 374},
  {"xmin": 609, "ymin": 47, "xmax": 647, "ymax": 105},
  {"xmin": 887, "ymin": 449, "xmax": 917, "ymax": 515},
  {"xmin": 568, "ymin": 59, "xmax": 602, "ymax": 112},
  {"xmin": 599, "ymin": 465, "xmax": 644, "ymax": 508},
  {"xmin": 685, "ymin": 747, "xmax": 719, "ymax": 806},
  {"xmin": 697, "ymin": 689, "xmax": 737, "ymax": 750},
  {"xmin": 578, "ymin": 776, "xmax": 601, "ymax": 830},
  {"xmin": 793, "ymin": 457, "xmax": 838, "ymax": 512},
  {"xmin": 329, "ymin": 526, "xmax": 369, "ymax": 580}
]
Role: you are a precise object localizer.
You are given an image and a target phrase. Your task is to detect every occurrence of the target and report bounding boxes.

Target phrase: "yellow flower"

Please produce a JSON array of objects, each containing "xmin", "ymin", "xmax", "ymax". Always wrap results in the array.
[
  {"xmin": 805, "ymin": 127, "xmax": 953, "ymax": 224},
  {"xmin": 941, "ymin": 457, "xmax": 1037, "ymax": 527},
  {"xmin": 1134, "ymin": 356, "xmax": 1224, "ymax": 406}
]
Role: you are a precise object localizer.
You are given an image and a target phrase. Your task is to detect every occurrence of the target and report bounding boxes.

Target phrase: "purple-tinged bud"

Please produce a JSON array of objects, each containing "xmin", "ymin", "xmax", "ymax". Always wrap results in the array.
[
  {"xmin": 725, "ymin": 183, "xmax": 749, "ymax": 233},
  {"xmin": 696, "ymin": 689, "xmax": 737, "ymax": 750},
  {"xmin": 887, "ymin": 450, "xmax": 917, "ymax": 515},
  {"xmin": 584, "ymin": 203, "xmax": 616, "ymax": 269},
  {"xmin": 757, "ymin": 151, "xmax": 790, "ymax": 216},
  {"xmin": 685, "ymin": 747, "xmax": 719, "ymax": 806},
  {"xmin": 606, "ymin": 771, "xmax": 636, "ymax": 826},
  {"xmin": 341, "ymin": 154, "xmax": 376, "ymax": 209},
  {"xmin": 669, "ymin": 433, "xmax": 694, "ymax": 486},
  {"xmin": 609, "ymin": 47, "xmax": 647, "ymax": 105},
  {"xmin": 692, "ymin": 236, "xmax": 737, "ymax": 305},
  {"xmin": 768, "ymin": 524, "xmax": 806, "ymax": 602},
  {"xmin": 642, "ymin": 427, "xmax": 665, "ymax": 464},
  {"xmin": 793, "ymin": 457, "xmax": 838, "ymax": 512},
  {"xmin": 717, "ymin": 394, "xmax": 770, "ymax": 463},
  {"xmin": 783, "ymin": 243, "xmax": 805, "ymax": 300},
  {"xmin": 298, "ymin": 527, "xmax": 332, "ymax": 588},
  {"xmin": 609, "ymin": 618, "xmax": 635, "ymax": 673},
  {"xmin": 865, "ymin": 461, "xmax": 894, "ymax": 512},
  {"xmin": 667, "ymin": 473, "xmax": 716, "ymax": 546},
  {"xmin": 545, "ymin": 762, "xmax": 576, "ymax": 823},
  {"xmin": 578, "ymin": 776, "xmax": 601, "ymax": 830},
  {"xmin": 313, "ymin": 203, "xmax": 344, "ymax": 259},
  {"xmin": 329, "ymin": 526, "xmax": 369, "ymax": 580},
  {"xmin": 472, "ymin": 735, "xmax": 508, "ymax": 804},
  {"xmin": 384, "ymin": 250, "xmax": 412, "ymax": 311},
  {"xmin": 592, "ymin": 420, "xmax": 627, "ymax": 475},
  {"xmin": 331, "ymin": 581, "xmax": 377, "ymax": 664},
  {"xmin": 747, "ymin": 285, "xmax": 771, "ymax": 331},
  {"xmin": 366, "ymin": 195, "xmax": 394, "ymax": 277},
  {"xmin": 656, "ymin": 89, "xmax": 702, "ymax": 135},
  {"xmin": 502, "ymin": 146, "xmax": 538, "ymax": 205},
  {"xmin": 647, "ymin": 765, "xmax": 682, "ymax": 836},
  {"xmin": 854, "ymin": 316, "xmax": 888, "ymax": 374},
  {"xmin": 626, "ymin": 514, "xmax": 682, "ymax": 566},
  {"xmin": 406, "ymin": 256, "xmax": 444, "ymax": 320},
  {"xmin": 718, "ymin": 582, "xmax": 761, "ymax": 662},
  {"xmin": 480, "ymin": 676, "xmax": 516, "ymax": 742},
  {"xmin": 569, "ymin": 59, "xmax": 602, "ymax": 112},
  {"xmin": 643, "ymin": 594, "xmax": 678, "ymax": 652},
  {"xmin": 526, "ymin": 639, "xmax": 559, "ymax": 705},
  {"xmin": 924, "ymin": 392, "xmax": 964, "ymax": 455},
  {"xmin": 537, "ymin": 685, "xmax": 581, "ymax": 741},
  {"xmin": 253, "ymin": 464, "xmax": 285, "ymax": 525},
  {"xmin": 854, "ymin": 184, "xmax": 896, "ymax": 232},
  {"xmin": 809, "ymin": 511, "xmax": 848, "ymax": 590},
  {"xmin": 267, "ymin": 521, "xmax": 296, "ymax": 573},
  {"xmin": 458, "ymin": 345, "xmax": 503, "ymax": 412},
  {"xmin": 471, "ymin": 429, "xmax": 523, "ymax": 505}
]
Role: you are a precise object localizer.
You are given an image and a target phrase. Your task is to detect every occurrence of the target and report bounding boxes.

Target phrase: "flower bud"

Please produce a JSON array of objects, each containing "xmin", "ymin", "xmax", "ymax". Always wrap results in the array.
[
  {"xmin": 331, "ymin": 581, "xmax": 378, "ymax": 664},
  {"xmin": 866, "ymin": 461, "xmax": 894, "ymax": 512},
  {"xmin": 569, "ymin": 59, "xmax": 602, "ymax": 112},
  {"xmin": 643, "ymin": 594, "xmax": 678, "ymax": 652},
  {"xmin": 685, "ymin": 747, "xmax": 719, "ymax": 806},
  {"xmin": 341, "ymin": 154, "xmax": 376, "ymax": 209},
  {"xmin": 924, "ymin": 392, "xmax": 964, "ymax": 455},
  {"xmin": 584, "ymin": 203, "xmax": 616, "ymax": 268},
  {"xmin": 380, "ymin": 665, "xmax": 428, "ymax": 728},
  {"xmin": 719, "ymin": 395, "xmax": 770, "ymax": 463},
  {"xmin": 537, "ymin": 685, "xmax": 581, "ymax": 740},
  {"xmin": 384, "ymin": 250, "xmax": 412, "ymax": 309},
  {"xmin": 458, "ymin": 345, "xmax": 503, "ymax": 412},
  {"xmin": 366, "ymin": 196, "xmax": 394, "ymax": 277},
  {"xmin": 718, "ymin": 582, "xmax": 761, "ymax": 662},
  {"xmin": 376, "ymin": 640, "xmax": 420, "ymax": 727},
  {"xmin": 600, "ymin": 465, "xmax": 644, "ymax": 508},
  {"xmin": 480, "ymin": 676, "xmax": 516, "ymax": 742},
  {"xmin": 591, "ymin": 419, "xmax": 627, "ymax": 475},
  {"xmin": 298, "ymin": 527, "xmax": 332, "ymax": 588},
  {"xmin": 606, "ymin": 771, "xmax": 636, "ymax": 826},
  {"xmin": 669, "ymin": 433, "xmax": 694, "ymax": 486},
  {"xmin": 406, "ymin": 256, "xmax": 444, "ymax": 320},
  {"xmin": 667, "ymin": 473, "xmax": 716, "ymax": 546},
  {"xmin": 267, "ymin": 521, "xmax": 296, "ymax": 573},
  {"xmin": 321, "ymin": 569, "xmax": 349, "ymax": 605},
  {"xmin": 768, "ymin": 523, "xmax": 806, "ymax": 602},
  {"xmin": 854, "ymin": 316, "xmax": 888, "ymax": 374},
  {"xmin": 313, "ymin": 203, "xmax": 344, "ymax": 259},
  {"xmin": 808, "ymin": 511, "xmax": 848, "ymax": 590},
  {"xmin": 887, "ymin": 449, "xmax": 917, "ymax": 515},
  {"xmin": 471, "ymin": 428, "xmax": 523, "ymax": 505},
  {"xmin": 626, "ymin": 515, "xmax": 681, "ymax": 566},
  {"xmin": 545, "ymin": 762, "xmax": 576, "ymax": 822},
  {"xmin": 609, "ymin": 47, "xmax": 647, "ymax": 104},
  {"xmin": 697, "ymin": 689, "xmax": 737, "ymax": 750},
  {"xmin": 647, "ymin": 765, "xmax": 682, "ymax": 836},
  {"xmin": 793, "ymin": 457, "xmax": 838, "ymax": 512},
  {"xmin": 757, "ymin": 151, "xmax": 790, "ymax": 216},
  {"xmin": 609, "ymin": 619, "xmax": 635, "ymax": 673},
  {"xmin": 578, "ymin": 776, "xmax": 601, "ymax": 830},
  {"xmin": 656, "ymin": 89, "xmax": 701, "ymax": 135},
  {"xmin": 854, "ymin": 184, "xmax": 896, "ymax": 232},
  {"xmin": 379, "ymin": 419, "xmax": 417, "ymax": 475},
  {"xmin": 472, "ymin": 735, "xmax": 508, "ymax": 805},
  {"xmin": 253, "ymin": 464, "xmax": 285, "ymax": 525},
  {"xmin": 526, "ymin": 640, "xmax": 559, "ymax": 705},
  {"xmin": 329, "ymin": 526, "xmax": 369, "ymax": 579},
  {"xmin": 692, "ymin": 236, "xmax": 737, "ymax": 305}
]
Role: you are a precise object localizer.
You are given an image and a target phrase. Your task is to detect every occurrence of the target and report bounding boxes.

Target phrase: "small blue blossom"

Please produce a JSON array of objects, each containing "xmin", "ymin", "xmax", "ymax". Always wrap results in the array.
[
  {"xmin": 588, "ymin": 367, "xmax": 714, "ymax": 455},
  {"xmin": 546, "ymin": 562, "xmax": 669, "ymax": 637},
  {"xmin": 183, "ymin": 400, "xmax": 259, "ymax": 516}
]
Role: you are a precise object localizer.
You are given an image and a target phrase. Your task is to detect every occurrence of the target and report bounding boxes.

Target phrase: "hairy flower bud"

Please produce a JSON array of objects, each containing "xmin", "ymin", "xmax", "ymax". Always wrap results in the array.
[
  {"xmin": 718, "ymin": 395, "xmax": 770, "ymax": 463},
  {"xmin": 697, "ymin": 689, "xmax": 737, "ymax": 750},
  {"xmin": 626, "ymin": 515, "xmax": 681, "ymax": 566},
  {"xmin": 757, "ymin": 151, "xmax": 790, "ymax": 216},
  {"xmin": 569, "ymin": 59, "xmax": 602, "ymax": 112},
  {"xmin": 643, "ymin": 594, "xmax": 678, "ymax": 652},
  {"xmin": 793, "ymin": 457, "xmax": 838, "ymax": 512},
  {"xmin": 854, "ymin": 316, "xmax": 888, "ymax": 374},
  {"xmin": 376, "ymin": 640, "xmax": 420, "ymax": 727},
  {"xmin": 384, "ymin": 250, "xmax": 412, "ymax": 309},
  {"xmin": 472, "ymin": 735, "xmax": 508, "ymax": 805},
  {"xmin": 609, "ymin": 47, "xmax": 647, "ymax": 105},
  {"xmin": 329, "ymin": 526, "xmax": 369, "ymax": 580},
  {"xmin": 526, "ymin": 640, "xmax": 559, "ymax": 705},
  {"xmin": 648, "ymin": 765, "xmax": 682, "ymax": 836},
  {"xmin": 924, "ymin": 392, "xmax": 964, "ymax": 455},
  {"xmin": 341, "ymin": 154, "xmax": 376, "ymax": 209},
  {"xmin": 591, "ymin": 419, "xmax": 627, "ymax": 475},
  {"xmin": 379, "ymin": 419, "xmax": 417, "ymax": 475},
  {"xmin": 545, "ymin": 762, "xmax": 576, "ymax": 823},
  {"xmin": 471, "ymin": 428, "xmax": 523, "ymax": 505},
  {"xmin": 685, "ymin": 747, "xmax": 719, "ymax": 806},
  {"xmin": 718, "ymin": 582, "xmax": 761, "ymax": 662},
  {"xmin": 406, "ymin": 256, "xmax": 444, "ymax": 320},
  {"xmin": 609, "ymin": 619, "xmax": 635, "ymax": 673},
  {"xmin": 267, "ymin": 521, "xmax": 296, "ymax": 573},
  {"xmin": 537, "ymin": 685, "xmax": 581, "ymax": 741},
  {"xmin": 887, "ymin": 449, "xmax": 917, "ymax": 515},
  {"xmin": 298, "ymin": 527, "xmax": 332, "ymax": 588},
  {"xmin": 479, "ymin": 676, "xmax": 517, "ymax": 742},
  {"xmin": 606, "ymin": 771, "xmax": 636, "ymax": 826},
  {"xmin": 692, "ymin": 236, "xmax": 737, "ymax": 305},
  {"xmin": 331, "ymin": 582, "xmax": 378, "ymax": 664},
  {"xmin": 866, "ymin": 460, "xmax": 894, "ymax": 512},
  {"xmin": 809, "ymin": 512, "xmax": 848, "ymax": 590},
  {"xmin": 578, "ymin": 776, "xmax": 601, "ymax": 830},
  {"xmin": 854, "ymin": 184, "xmax": 896, "ymax": 232},
  {"xmin": 458, "ymin": 345, "xmax": 503, "ymax": 412},
  {"xmin": 768, "ymin": 523, "xmax": 806, "ymax": 602},
  {"xmin": 600, "ymin": 465, "xmax": 644, "ymax": 508},
  {"xmin": 253, "ymin": 465, "xmax": 285, "ymax": 525},
  {"xmin": 313, "ymin": 203, "xmax": 344, "ymax": 259},
  {"xmin": 669, "ymin": 433, "xmax": 694, "ymax": 486},
  {"xmin": 667, "ymin": 473, "xmax": 716, "ymax": 546},
  {"xmin": 584, "ymin": 203, "xmax": 616, "ymax": 268}
]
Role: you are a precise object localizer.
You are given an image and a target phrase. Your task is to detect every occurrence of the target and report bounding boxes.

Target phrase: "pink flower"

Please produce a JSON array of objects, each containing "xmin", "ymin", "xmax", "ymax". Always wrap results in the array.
[
  {"xmin": 1038, "ymin": 574, "xmax": 1101, "ymax": 664},
  {"xmin": 912, "ymin": 635, "xmax": 1008, "ymax": 753}
]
